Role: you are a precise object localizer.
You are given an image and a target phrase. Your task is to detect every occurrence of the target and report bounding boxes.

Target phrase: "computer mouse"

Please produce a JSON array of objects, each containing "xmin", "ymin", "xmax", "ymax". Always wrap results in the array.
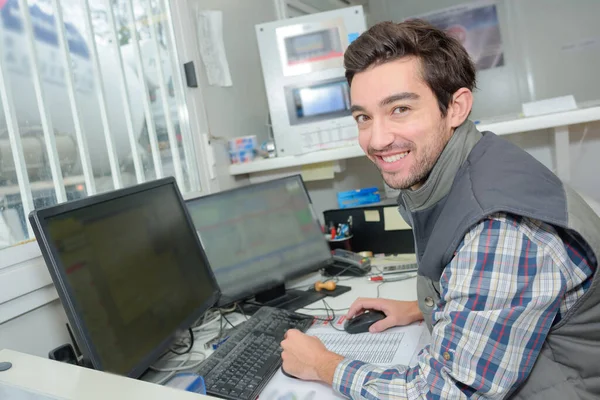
[{"xmin": 344, "ymin": 310, "xmax": 386, "ymax": 334}]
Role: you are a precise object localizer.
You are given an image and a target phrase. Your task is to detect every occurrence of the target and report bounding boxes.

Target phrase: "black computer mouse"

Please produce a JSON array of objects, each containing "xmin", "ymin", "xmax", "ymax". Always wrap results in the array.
[{"xmin": 344, "ymin": 310, "xmax": 386, "ymax": 334}]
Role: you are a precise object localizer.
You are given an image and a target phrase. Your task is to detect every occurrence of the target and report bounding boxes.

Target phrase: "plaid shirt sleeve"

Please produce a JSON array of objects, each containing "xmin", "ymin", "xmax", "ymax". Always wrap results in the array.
[{"xmin": 332, "ymin": 213, "xmax": 595, "ymax": 399}]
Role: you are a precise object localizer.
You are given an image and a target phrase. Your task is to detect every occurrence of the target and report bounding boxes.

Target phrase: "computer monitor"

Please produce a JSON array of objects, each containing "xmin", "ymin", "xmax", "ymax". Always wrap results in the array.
[
  {"xmin": 186, "ymin": 175, "xmax": 333, "ymax": 309},
  {"xmin": 28, "ymin": 177, "xmax": 220, "ymax": 378}
]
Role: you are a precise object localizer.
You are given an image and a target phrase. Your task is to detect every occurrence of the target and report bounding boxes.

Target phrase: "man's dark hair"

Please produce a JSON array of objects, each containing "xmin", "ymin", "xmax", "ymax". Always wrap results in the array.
[{"xmin": 344, "ymin": 19, "xmax": 476, "ymax": 116}]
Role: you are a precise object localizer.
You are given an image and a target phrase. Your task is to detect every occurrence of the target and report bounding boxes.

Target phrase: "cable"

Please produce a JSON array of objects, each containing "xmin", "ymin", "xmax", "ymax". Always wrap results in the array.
[
  {"xmin": 151, "ymin": 351, "xmax": 206, "ymax": 385},
  {"xmin": 219, "ymin": 304, "xmax": 238, "ymax": 313},
  {"xmin": 169, "ymin": 328, "xmax": 194, "ymax": 356},
  {"xmin": 321, "ymin": 299, "xmax": 345, "ymax": 332},
  {"xmin": 236, "ymin": 303, "xmax": 249, "ymax": 321},
  {"xmin": 150, "ymin": 351, "xmax": 206, "ymax": 372},
  {"xmin": 220, "ymin": 311, "xmax": 236, "ymax": 329},
  {"xmin": 302, "ymin": 305, "xmax": 350, "ymax": 312},
  {"xmin": 376, "ymin": 282, "xmax": 386, "ymax": 298}
]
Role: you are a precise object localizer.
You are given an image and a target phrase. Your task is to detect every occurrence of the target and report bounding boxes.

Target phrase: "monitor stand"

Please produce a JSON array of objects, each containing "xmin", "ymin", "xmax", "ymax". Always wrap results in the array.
[{"xmin": 241, "ymin": 284, "xmax": 326, "ymax": 315}]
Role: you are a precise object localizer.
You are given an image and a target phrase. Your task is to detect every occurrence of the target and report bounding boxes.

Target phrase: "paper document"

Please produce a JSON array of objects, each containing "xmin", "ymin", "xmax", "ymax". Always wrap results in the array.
[
  {"xmin": 260, "ymin": 317, "xmax": 426, "ymax": 400},
  {"xmin": 383, "ymin": 206, "xmax": 411, "ymax": 231},
  {"xmin": 301, "ymin": 162, "xmax": 335, "ymax": 181},
  {"xmin": 194, "ymin": 9, "xmax": 232, "ymax": 86},
  {"xmin": 318, "ymin": 332, "xmax": 405, "ymax": 363}
]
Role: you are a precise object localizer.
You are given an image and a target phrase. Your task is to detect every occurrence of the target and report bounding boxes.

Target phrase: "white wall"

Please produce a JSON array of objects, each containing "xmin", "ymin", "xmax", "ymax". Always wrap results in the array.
[
  {"xmin": 300, "ymin": 0, "xmax": 600, "ymax": 214},
  {"xmin": 187, "ymin": 0, "xmax": 278, "ymax": 191},
  {"xmin": 1, "ymin": 301, "xmax": 70, "ymax": 358},
  {"xmin": 0, "ymin": 242, "xmax": 68, "ymax": 357},
  {"xmin": 305, "ymin": 157, "xmax": 383, "ymax": 220}
]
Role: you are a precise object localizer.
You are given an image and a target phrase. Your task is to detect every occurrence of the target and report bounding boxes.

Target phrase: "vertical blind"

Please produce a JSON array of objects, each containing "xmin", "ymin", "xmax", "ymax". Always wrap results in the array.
[{"xmin": 0, "ymin": 0, "xmax": 199, "ymax": 249}]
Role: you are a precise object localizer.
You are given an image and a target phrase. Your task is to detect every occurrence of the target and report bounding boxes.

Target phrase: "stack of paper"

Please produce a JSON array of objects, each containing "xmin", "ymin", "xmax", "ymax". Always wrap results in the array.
[{"xmin": 260, "ymin": 318, "xmax": 427, "ymax": 400}]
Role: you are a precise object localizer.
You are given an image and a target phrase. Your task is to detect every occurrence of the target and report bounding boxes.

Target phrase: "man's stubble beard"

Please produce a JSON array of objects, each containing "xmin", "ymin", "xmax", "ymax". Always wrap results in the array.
[{"xmin": 379, "ymin": 121, "xmax": 451, "ymax": 190}]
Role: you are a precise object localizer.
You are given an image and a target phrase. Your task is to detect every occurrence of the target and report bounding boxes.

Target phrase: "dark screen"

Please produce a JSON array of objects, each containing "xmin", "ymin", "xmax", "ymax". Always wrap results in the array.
[
  {"xmin": 44, "ymin": 184, "xmax": 216, "ymax": 376},
  {"xmin": 186, "ymin": 176, "xmax": 331, "ymax": 303}
]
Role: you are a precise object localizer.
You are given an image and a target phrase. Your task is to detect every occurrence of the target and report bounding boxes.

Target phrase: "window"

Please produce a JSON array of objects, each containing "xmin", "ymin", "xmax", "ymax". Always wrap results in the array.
[{"xmin": 0, "ymin": 0, "xmax": 202, "ymax": 250}]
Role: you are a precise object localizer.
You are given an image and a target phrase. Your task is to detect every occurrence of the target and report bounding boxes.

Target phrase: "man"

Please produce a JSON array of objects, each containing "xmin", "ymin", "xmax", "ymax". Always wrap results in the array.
[{"xmin": 280, "ymin": 19, "xmax": 600, "ymax": 399}]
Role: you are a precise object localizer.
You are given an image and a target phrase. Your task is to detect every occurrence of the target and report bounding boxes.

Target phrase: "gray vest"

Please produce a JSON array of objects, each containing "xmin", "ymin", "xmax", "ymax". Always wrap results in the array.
[{"xmin": 399, "ymin": 121, "xmax": 600, "ymax": 399}]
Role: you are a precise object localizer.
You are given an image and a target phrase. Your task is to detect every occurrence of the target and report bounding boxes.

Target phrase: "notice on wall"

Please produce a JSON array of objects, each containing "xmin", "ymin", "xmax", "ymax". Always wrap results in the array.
[
  {"xmin": 195, "ymin": 9, "xmax": 233, "ymax": 86},
  {"xmin": 383, "ymin": 206, "xmax": 411, "ymax": 231},
  {"xmin": 415, "ymin": 1, "xmax": 504, "ymax": 70}
]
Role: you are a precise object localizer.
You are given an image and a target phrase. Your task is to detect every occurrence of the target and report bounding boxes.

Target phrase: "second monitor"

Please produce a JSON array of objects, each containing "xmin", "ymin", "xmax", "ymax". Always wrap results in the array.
[{"xmin": 186, "ymin": 175, "xmax": 333, "ymax": 310}]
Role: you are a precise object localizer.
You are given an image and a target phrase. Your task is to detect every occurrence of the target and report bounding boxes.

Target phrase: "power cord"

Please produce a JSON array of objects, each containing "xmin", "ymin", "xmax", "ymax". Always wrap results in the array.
[
  {"xmin": 236, "ymin": 303, "xmax": 249, "ymax": 321},
  {"xmin": 169, "ymin": 328, "xmax": 194, "ymax": 356},
  {"xmin": 376, "ymin": 282, "xmax": 386, "ymax": 298},
  {"xmin": 220, "ymin": 310, "xmax": 236, "ymax": 329},
  {"xmin": 150, "ymin": 350, "xmax": 206, "ymax": 385}
]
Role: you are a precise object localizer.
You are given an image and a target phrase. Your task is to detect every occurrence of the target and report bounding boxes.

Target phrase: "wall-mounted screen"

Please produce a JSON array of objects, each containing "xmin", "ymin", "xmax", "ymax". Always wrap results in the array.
[
  {"xmin": 286, "ymin": 78, "xmax": 351, "ymax": 125},
  {"xmin": 283, "ymin": 28, "xmax": 343, "ymax": 65}
]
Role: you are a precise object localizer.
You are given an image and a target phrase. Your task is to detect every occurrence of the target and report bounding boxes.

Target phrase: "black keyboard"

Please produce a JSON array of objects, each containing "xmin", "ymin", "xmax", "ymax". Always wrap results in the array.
[{"xmin": 195, "ymin": 306, "xmax": 313, "ymax": 399}]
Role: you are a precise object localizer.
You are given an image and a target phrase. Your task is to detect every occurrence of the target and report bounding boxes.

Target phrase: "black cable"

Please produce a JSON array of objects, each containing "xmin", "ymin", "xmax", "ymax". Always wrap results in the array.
[
  {"xmin": 376, "ymin": 282, "xmax": 386, "ymax": 298},
  {"xmin": 170, "ymin": 328, "xmax": 194, "ymax": 355},
  {"xmin": 302, "ymin": 306, "xmax": 349, "ymax": 312},
  {"xmin": 235, "ymin": 303, "xmax": 248, "ymax": 321},
  {"xmin": 321, "ymin": 299, "xmax": 346, "ymax": 332},
  {"xmin": 220, "ymin": 310, "xmax": 236, "ymax": 329}
]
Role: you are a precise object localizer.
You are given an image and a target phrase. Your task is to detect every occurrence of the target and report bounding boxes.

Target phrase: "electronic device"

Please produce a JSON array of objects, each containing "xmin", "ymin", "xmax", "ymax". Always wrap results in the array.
[
  {"xmin": 186, "ymin": 175, "xmax": 334, "ymax": 311},
  {"xmin": 28, "ymin": 177, "xmax": 220, "ymax": 378},
  {"xmin": 194, "ymin": 306, "xmax": 313, "ymax": 399},
  {"xmin": 48, "ymin": 343, "xmax": 78, "ymax": 365},
  {"xmin": 324, "ymin": 248, "xmax": 372, "ymax": 277},
  {"xmin": 381, "ymin": 262, "xmax": 418, "ymax": 275},
  {"xmin": 344, "ymin": 310, "xmax": 386, "ymax": 334},
  {"xmin": 255, "ymin": 7, "xmax": 366, "ymax": 156}
]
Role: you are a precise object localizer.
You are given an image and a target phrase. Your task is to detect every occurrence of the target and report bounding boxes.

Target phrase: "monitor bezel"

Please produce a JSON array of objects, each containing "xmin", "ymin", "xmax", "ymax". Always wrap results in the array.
[
  {"xmin": 28, "ymin": 177, "xmax": 220, "ymax": 378},
  {"xmin": 185, "ymin": 174, "xmax": 333, "ymax": 306}
]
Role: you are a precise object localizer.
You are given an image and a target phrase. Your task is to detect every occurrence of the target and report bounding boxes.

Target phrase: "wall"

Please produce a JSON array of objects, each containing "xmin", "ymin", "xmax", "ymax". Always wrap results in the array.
[
  {"xmin": 300, "ymin": 0, "xmax": 600, "ymax": 215},
  {"xmin": 0, "ymin": 300, "xmax": 70, "ymax": 358},
  {"xmin": 187, "ymin": 0, "xmax": 278, "ymax": 191},
  {"xmin": 305, "ymin": 157, "xmax": 383, "ymax": 221},
  {"xmin": 0, "ymin": 242, "xmax": 68, "ymax": 357}
]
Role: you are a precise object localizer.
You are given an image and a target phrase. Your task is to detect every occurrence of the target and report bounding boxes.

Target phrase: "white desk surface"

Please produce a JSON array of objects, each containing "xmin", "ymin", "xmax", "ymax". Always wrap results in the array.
[
  {"xmin": 0, "ymin": 255, "xmax": 418, "ymax": 399},
  {"xmin": 0, "ymin": 349, "xmax": 219, "ymax": 399}
]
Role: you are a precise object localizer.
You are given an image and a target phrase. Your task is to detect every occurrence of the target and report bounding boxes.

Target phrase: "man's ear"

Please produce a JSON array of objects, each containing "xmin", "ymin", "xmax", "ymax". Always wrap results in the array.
[{"xmin": 447, "ymin": 88, "xmax": 473, "ymax": 128}]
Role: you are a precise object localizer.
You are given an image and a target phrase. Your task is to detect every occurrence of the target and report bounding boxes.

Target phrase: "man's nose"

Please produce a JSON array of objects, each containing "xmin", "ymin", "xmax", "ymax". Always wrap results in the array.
[{"xmin": 369, "ymin": 117, "xmax": 395, "ymax": 151}]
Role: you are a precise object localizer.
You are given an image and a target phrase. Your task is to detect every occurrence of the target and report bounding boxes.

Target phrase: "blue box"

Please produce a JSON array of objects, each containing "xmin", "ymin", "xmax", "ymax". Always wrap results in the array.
[{"xmin": 337, "ymin": 187, "xmax": 380, "ymax": 209}]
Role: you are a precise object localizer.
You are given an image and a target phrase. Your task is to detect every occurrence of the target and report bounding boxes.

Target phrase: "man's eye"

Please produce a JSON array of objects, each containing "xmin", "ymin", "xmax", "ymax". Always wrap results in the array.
[
  {"xmin": 393, "ymin": 106, "xmax": 409, "ymax": 114},
  {"xmin": 355, "ymin": 115, "xmax": 369, "ymax": 123}
]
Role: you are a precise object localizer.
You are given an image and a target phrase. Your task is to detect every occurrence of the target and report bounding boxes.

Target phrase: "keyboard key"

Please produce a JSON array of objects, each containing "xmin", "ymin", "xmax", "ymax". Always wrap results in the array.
[{"xmin": 200, "ymin": 307, "xmax": 312, "ymax": 399}]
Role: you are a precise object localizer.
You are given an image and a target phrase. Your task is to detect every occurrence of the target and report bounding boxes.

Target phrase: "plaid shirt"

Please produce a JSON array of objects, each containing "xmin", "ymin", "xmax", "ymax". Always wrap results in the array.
[{"xmin": 333, "ymin": 213, "xmax": 596, "ymax": 399}]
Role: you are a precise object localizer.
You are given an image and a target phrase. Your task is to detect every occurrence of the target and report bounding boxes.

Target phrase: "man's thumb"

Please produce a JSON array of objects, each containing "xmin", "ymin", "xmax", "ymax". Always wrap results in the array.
[{"xmin": 369, "ymin": 317, "xmax": 395, "ymax": 333}]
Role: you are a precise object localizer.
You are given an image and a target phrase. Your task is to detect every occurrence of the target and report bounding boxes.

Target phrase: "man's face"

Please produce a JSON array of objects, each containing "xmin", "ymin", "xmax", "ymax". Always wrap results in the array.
[{"xmin": 350, "ymin": 57, "xmax": 454, "ymax": 190}]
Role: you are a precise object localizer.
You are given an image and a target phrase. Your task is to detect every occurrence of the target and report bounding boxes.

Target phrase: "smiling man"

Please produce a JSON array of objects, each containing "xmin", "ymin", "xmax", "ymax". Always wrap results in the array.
[{"xmin": 280, "ymin": 20, "xmax": 600, "ymax": 399}]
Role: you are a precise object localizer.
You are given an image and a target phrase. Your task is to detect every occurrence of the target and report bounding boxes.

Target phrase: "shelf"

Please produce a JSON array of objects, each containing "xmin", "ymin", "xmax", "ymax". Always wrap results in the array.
[
  {"xmin": 229, "ymin": 106, "xmax": 600, "ymax": 176},
  {"xmin": 228, "ymin": 144, "xmax": 365, "ymax": 175}
]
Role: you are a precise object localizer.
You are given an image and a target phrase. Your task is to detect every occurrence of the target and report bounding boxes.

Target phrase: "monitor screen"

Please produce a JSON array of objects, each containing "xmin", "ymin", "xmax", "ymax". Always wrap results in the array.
[
  {"xmin": 186, "ymin": 175, "xmax": 332, "ymax": 305},
  {"xmin": 286, "ymin": 78, "xmax": 351, "ymax": 126},
  {"xmin": 29, "ymin": 178, "xmax": 219, "ymax": 378},
  {"xmin": 283, "ymin": 28, "xmax": 343, "ymax": 65}
]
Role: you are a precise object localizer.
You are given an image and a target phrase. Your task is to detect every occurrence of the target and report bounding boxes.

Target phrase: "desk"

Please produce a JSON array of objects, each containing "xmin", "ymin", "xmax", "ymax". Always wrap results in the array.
[
  {"xmin": 299, "ymin": 256, "xmax": 418, "ymax": 313},
  {"xmin": 0, "ymin": 256, "xmax": 420, "ymax": 399},
  {"xmin": 0, "ymin": 349, "xmax": 218, "ymax": 399}
]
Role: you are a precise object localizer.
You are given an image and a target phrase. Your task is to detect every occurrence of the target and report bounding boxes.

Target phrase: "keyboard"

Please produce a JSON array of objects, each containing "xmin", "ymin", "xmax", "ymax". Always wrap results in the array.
[{"xmin": 195, "ymin": 306, "xmax": 313, "ymax": 399}]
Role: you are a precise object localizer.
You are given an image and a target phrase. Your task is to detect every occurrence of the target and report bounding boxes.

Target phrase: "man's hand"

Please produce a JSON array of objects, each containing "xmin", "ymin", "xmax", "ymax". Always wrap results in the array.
[
  {"xmin": 347, "ymin": 298, "xmax": 423, "ymax": 332},
  {"xmin": 280, "ymin": 329, "xmax": 344, "ymax": 384}
]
